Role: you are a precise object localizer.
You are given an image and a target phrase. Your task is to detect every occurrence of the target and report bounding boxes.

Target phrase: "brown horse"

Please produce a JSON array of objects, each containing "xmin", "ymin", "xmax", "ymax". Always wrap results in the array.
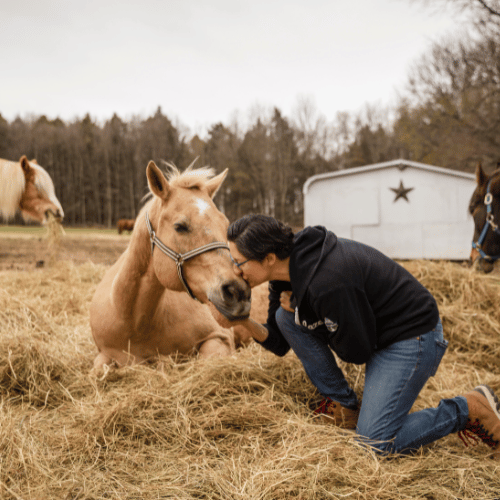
[
  {"xmin": 469, "ymin": 162, "xmax": 500, "ymax": 273},
  {"xmin": 90, "ymin": 160, "xmax": 252, "ymax": 368},
  {"xmin": 0, "ymin": 156, "xmax": 64, "ymax": 224},
  {"xmin": 117, "ymin": 219, "xmax": 135, "ymax": 234}
]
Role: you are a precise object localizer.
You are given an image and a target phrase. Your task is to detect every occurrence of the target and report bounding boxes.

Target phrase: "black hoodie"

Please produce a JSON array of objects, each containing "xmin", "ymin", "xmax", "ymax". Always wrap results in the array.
[{"xmin": 259, "ymin": 226, "xmax": 440, "ymax": 364}]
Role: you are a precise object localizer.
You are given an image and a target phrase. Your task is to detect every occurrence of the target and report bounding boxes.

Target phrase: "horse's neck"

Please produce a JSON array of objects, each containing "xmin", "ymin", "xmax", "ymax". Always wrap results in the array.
[{"xmin": 111, "ymin": 216, "xmax": 164, "ymax": 318}]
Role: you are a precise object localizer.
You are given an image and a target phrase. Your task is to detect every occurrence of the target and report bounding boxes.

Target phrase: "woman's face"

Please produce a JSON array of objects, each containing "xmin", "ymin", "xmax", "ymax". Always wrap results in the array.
[{"xmin": 228, "ymin": 242, "xmax": 271, "ymax": 289}]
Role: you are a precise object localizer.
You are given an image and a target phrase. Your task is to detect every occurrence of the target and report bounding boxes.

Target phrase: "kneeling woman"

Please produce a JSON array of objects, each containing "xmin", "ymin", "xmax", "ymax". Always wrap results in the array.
[{"xmin": 217, "ymin": 214, "xmax": 500, "ymax": 457}]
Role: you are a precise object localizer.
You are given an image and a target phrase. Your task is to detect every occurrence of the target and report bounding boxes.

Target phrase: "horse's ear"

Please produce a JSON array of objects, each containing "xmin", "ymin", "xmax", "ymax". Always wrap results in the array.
[
  {"xmin": 20, "ymin": 156, "xmax": 32, "ymax": 176},
  {"xmin": 31, "ymin": 159, "xmax": 38, "ymax": 164},
  {"xmin": 206, "ymin": 168, "xmax": 228, "ymax": 199},
  {"xmin": 146, "ymin": 161, "xmax": 170, "ymax": 200},
  {"xmin": 476, "ymin": 162, "xmax": 487, "ymax": 187}
]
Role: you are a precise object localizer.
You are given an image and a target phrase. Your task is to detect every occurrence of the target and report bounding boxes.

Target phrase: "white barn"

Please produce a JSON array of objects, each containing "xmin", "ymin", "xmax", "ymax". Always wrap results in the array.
[{"xmin": 303, "ymin": 159, "xmax": 476, "ymax": 260}]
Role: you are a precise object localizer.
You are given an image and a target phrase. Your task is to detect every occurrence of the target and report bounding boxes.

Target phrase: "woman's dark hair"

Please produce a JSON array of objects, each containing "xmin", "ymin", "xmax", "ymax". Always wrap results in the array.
[{"xmin": 227, "ymin": 214, "xmax": 294, "ymax": 261}]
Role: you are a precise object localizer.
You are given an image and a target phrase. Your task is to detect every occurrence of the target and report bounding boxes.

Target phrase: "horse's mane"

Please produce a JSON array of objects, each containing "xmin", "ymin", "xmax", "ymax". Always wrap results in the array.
[{"xmin": 0, "ymin": 159, "xmax": 26, "ymax": 220}]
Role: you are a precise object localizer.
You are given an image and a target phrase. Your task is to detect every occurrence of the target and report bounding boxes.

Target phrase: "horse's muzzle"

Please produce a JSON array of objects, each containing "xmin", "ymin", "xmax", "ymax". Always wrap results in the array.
[
  {"xmin": 45, "ymin": 208, "xmax": 64, "ymax": 222},
  {"xmin": 208, "ymin": 279, "xmax": 252, "ymax": 321},
  {"xmin": 470, "ymin": 249, "xmax": 495, "ymax": 273},
  {"xmin": 474, "ymin": 258, "xmax": 495, "ymax": 273}
]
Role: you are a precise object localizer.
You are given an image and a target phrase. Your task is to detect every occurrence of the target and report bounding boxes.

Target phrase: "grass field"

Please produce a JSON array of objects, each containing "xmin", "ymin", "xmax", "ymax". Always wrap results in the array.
[
  {"xmin": 0, "ymin": 225, "xmax": 125, "ymax": 236},
  {"xmin": 0, "ymin": 225, "xmax": 130, "ymax": 270}
]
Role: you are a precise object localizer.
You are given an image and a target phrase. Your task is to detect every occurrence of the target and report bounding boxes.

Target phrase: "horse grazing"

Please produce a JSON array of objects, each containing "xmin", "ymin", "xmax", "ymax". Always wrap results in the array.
[
  {"xmin": 90, "ymin": 160, "xmax": 252, "ymax": 368},
  {"xmin": 469, "ymin": 162, "xmax": 500, "ymax": 273},
  {"xmin": 117, "ymin": 219, "xmax": 135, "ymax": 234},
  {"xmin": 0, "ymin": 156, "xmax": 64, "ymax": 224}
]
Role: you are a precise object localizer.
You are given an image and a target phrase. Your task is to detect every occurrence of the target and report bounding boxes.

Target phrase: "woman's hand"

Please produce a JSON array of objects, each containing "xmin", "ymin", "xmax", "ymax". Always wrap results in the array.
[{"xmin": 280, "ymin": 290, "xmax": 295, "ymax": 312}]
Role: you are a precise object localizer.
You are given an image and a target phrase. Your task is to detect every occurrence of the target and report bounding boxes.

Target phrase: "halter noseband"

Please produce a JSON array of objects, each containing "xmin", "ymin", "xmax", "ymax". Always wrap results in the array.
[
  {"xmin": 145, "ymin": 211, "xmax": 230, "ymax": 301},
  {"xmin": 471, "ymin": 179, "xmax": 500, "ymax": 262}
]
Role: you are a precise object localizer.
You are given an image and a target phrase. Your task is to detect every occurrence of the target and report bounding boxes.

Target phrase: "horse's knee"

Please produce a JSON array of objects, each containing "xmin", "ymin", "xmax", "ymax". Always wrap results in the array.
[
  {"xmin": 198, "ymin": 336, "xmax": 234, "ymax": 358},
  {"xmin": 93, "ymin": 351, "xmax": 114, "ymax": 370}
]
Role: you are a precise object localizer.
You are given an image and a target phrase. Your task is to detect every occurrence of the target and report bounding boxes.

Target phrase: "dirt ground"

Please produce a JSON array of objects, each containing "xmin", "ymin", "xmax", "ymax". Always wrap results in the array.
[
  {"xmin": 0, "ymin": 231, "xmax": 130, "ymax": 271},
  {"xmin": 0, "ymin": 229, "xmax": 271, "ymax": 323}
]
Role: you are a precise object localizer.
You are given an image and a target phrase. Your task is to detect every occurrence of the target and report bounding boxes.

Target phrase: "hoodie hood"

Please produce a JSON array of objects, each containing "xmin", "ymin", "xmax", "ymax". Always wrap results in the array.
[{"xmin": 289, "ymin": 226, "xmax": 337, "ymax": 306}]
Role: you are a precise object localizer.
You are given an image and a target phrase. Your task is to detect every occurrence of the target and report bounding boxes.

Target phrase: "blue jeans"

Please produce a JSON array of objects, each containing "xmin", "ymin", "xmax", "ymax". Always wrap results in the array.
[{"xmin": 275, "ymin": 307, "xmax": 469, "ymax": 455}]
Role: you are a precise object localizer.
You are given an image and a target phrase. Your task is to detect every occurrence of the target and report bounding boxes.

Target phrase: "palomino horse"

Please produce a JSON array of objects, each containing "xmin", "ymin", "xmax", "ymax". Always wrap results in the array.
[
  {"xmin": 90, "ymin": 160, "xmax": 252, "ymax": 368},
  {"xmin": 117, "ymin": 219, "xmax": 135, "ymax": 234},
  {"xmin": 0, "ymin": 156, "xmax": 64, "ymax": 224},
  {"xmin": 469, "ymin": 162, "xmax": 500, "ymax": 273}
]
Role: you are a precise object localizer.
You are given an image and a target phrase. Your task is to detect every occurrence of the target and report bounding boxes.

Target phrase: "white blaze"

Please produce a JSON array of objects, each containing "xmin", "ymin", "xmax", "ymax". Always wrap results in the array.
[{"xmin": 195, "ymin": 198, "xmax": 209, "ymax": 215}]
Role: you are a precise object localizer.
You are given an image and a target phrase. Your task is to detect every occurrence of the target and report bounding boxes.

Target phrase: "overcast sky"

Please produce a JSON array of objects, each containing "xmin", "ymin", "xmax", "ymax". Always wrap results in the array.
[{"xmin": 1, "ymin": 0, "xmax": 467, "ymax": 137}]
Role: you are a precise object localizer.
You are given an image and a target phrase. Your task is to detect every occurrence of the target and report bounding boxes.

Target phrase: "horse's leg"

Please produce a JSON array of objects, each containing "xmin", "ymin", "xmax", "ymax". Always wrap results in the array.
[
  {"xmin": 232, "ymin": 325, "xmax": 253, "ymax": 347},
  {"xmin": 198, "ymin": 335, "xmax": 234, "ymax": 358},
  {"xmin": 93, "ymin": 351, "xmax": 114, "ymax": 370},
  {"xmin": 93, "ymin": 348, "xmax": 147, "ymax": 369}
]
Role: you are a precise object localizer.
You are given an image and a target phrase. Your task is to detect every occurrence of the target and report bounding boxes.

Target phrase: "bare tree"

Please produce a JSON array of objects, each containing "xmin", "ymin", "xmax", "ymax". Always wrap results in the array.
[{"xmin": 407, "ymin": 0, "xmax": 500, "ymax": 32}]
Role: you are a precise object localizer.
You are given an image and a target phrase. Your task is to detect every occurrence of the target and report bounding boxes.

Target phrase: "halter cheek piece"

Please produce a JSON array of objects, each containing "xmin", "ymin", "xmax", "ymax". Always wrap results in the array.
[
  {"xmin": 471, "ymin": 179, "xmax": 500, "ymax": 262},
  {"xmin": 145, "ymin": 211, "xmax": 230, "ymax": 302}
]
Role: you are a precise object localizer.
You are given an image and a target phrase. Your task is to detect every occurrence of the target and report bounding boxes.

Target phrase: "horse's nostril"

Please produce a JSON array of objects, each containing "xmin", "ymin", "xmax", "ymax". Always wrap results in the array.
[
  {"xmin": 222, "ymin": 283, "xmax": 237, "ymax": 303},
  {"xmin": 222, "ymin": 281, "xmax": 251, "ymax": 304}
]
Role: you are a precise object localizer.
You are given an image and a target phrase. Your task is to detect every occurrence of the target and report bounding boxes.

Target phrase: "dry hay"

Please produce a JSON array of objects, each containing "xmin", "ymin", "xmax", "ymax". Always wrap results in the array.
[
  {"xmin": 0, "ymin": 258, "xmax": 499, "ymax": 499},
  {"xmin": 400, "ymin": 260, "xmax": 500, "ymax": 374},
  {"xmin": 43, "ymin": 212, "xmax": 66, "ymax": 266}
]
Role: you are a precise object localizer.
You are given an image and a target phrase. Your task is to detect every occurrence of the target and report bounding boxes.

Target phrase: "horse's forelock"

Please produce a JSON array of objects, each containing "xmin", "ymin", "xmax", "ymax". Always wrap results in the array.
[
  {"xmin": 32, "ymin": 164, "xmax": 56, "ymax": 197},
  {"xmin": 31, "ymin": 163, "xmax": 64, "ymax": 214},
  {"xmin": 162, "ymin": 161, "xmax": 216, "ymax": 190}
]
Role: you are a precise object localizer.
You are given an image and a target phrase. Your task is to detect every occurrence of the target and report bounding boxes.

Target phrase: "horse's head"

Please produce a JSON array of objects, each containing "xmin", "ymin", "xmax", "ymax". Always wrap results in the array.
[
  {"xmin": 469, "ymin": 162, "xmax": 500, "ymax": 273},
  {"xmin": 144, "ymin": 160, "xmax": 251, "ymax": 320},
  {"xmin": 18, "ymin": 156, "xmax": 64, "ymax": 224}
]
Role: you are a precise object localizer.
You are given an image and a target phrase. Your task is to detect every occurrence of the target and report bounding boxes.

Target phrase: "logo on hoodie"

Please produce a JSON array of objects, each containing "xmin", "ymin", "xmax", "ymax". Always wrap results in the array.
[
  {"xmin": 294, "ymin": 308, "xmax": 324, "ymax": 330},
  {"xmin": 324, "ymin": 318, "xmax": 338, "ymax": 333}
]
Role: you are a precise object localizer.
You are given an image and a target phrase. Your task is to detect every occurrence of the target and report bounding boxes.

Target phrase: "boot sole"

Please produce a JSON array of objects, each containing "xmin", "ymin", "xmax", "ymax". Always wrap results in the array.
[{"xmin": 474, "ymin": 385, "xmax": 500, "ymax": 421}]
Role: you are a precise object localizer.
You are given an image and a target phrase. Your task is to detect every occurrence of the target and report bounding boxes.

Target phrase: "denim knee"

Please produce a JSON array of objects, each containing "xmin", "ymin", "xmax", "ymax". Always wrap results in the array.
[{"xmin": 275, "ymin": 307, "xmax": 297, "ymax": 332}]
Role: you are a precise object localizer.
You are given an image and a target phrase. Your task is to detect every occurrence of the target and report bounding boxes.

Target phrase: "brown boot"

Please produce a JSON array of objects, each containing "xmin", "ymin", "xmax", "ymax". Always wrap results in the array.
[
  {"xmin": 459, "ymin": 385, "xmax": 500, "ymax": 457},
  {"xmin": 314, "ymin": 398, "xmax": 360, "ymax": 429}
]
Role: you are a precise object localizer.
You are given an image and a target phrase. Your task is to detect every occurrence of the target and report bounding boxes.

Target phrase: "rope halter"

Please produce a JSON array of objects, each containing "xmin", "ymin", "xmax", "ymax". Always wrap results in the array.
[{"xmin": 145, "ymin": 211, "xmax": 230, "ymax": 301}]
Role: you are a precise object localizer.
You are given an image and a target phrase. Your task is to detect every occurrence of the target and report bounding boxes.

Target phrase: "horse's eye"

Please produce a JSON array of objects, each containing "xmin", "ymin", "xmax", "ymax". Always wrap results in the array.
[{"xmin": 174, "ymin": 222, "xmax": 190, "ymax": 233}]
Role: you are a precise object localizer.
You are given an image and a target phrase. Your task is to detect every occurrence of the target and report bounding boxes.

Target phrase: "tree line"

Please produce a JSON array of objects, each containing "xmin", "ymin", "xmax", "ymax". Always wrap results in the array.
[{"xmin": 1, "ymin": 0, "xmax": 499, "ymax": 228}]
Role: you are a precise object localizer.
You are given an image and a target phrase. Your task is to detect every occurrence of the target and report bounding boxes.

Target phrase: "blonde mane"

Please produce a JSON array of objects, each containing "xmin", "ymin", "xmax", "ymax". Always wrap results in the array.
[{"xmin": 0, "ymin": 159, "xmax": 26, "ymax": 220}]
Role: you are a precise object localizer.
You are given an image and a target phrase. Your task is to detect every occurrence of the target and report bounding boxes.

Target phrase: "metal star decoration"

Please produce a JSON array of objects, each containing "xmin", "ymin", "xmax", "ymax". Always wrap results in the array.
[{"xmin": 390, "ymin": 180, "xmax": 414, "ymax": 202}]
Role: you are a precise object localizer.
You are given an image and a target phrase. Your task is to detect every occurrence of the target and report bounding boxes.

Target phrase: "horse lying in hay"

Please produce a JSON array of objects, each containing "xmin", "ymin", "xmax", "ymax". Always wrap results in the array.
[
  {"xmin": 469, "ymin": 162, "xmax": 500, "ymax": 273},
  {"xmin": 0, "ymin": 156, "xmax": 64, "ymax": 224},
  {"xmin": 90, "ymin": 160, "xmax": 252, "ymax": 368},
  {"xmin": 117, "ymin": 219, "xmax": 135, "ymax": 234}
]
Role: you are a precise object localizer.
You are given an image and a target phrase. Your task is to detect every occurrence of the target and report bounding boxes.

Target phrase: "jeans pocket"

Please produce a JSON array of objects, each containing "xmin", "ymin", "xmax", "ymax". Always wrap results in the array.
[{"xmin": 430, "ymin": 339, "xmax": 448, "ymax": 377}]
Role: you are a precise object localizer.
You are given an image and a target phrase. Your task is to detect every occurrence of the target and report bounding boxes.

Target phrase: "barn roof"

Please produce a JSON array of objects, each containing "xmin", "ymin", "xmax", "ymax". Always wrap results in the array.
[{"xmin": 303, "ymin": 159, "xmax": 475, "ymax": 195}]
